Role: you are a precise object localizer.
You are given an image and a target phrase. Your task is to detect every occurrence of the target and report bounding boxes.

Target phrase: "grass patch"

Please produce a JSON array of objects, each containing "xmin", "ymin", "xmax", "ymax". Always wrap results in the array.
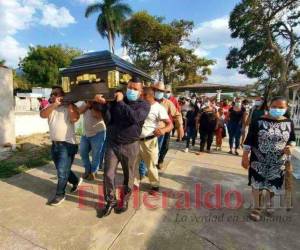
[{"xmin": 0, "ymin": 146, "xmax": 52, "ymax": 179}]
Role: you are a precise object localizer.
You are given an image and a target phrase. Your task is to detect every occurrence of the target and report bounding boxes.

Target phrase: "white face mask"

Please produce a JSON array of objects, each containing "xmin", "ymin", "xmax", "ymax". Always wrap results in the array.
[
  {"xmin": 255, "ymin": 100, "xmax": 263, "ymax": 106},
  {"xmin": 203, "ymin": 102, "xmax": 210, "ymax": 108},
  {"xmin": 235, "ymin": 102, "xmax": 242, "ymax": 108}
]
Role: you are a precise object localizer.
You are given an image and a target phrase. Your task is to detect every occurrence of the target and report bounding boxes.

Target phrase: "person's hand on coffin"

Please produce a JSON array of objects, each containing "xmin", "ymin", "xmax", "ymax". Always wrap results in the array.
[
  {"xmin": 115, "ymin": 92, "xmax": 124, "ymax": 102},
  {"xmin": 94, "ymin": 94, "xmax": 106, "ymax": 104},
  {"xmin": 53, "ymin": 97, "xmax": 63, "ymax": 108}
]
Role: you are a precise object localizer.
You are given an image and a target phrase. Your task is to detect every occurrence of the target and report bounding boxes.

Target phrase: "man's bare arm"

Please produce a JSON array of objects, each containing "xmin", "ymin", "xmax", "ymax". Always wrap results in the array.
[
  {"xmin": 154, "ymin": 119, "xmax": 173, "ymax": 137},
  {"xmin": 40, "ymin": 97, "xmax": 62, "ymax": 119},
  {"xmin": 161, "ymin": 119, "xmax": 174, "ymax": 134},
  {"xmin": 68, "ymin": 104, "xmax": 80, "ymax": 123}
]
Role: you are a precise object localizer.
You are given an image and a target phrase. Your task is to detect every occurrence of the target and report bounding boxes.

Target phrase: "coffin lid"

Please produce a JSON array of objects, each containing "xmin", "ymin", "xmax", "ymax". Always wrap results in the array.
[{"xmin": 60, "ymin": 50, "xmax": 153, "ymax": 81}]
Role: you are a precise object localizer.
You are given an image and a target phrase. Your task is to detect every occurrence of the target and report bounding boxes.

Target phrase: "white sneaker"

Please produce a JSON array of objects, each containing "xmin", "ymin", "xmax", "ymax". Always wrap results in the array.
[
  {"xmin": 70, "ymin": 177, "xmax": 83, "ymax": 193},
  {"xmin": 184, "ymin": 148, "xmax": 189, "ymax": 153}
]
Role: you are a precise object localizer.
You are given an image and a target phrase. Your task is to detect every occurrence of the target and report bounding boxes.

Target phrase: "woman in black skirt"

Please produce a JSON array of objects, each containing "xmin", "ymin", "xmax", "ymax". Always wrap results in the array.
[{"xmin": 242, "ymin": 96, "xmax": 296, "ymax": 221}]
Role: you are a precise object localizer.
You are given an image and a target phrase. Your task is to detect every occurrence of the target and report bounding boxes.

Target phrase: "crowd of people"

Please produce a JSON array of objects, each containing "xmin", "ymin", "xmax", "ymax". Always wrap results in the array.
[{"xmin": 40, "ymin": 78, "xmax": 296, "ymax": 221}]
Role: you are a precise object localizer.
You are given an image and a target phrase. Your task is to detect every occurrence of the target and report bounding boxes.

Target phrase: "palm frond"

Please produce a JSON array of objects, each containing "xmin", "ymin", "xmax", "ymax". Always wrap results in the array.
[
  {"xmin": 96, "ymin": 15, "xmax": 108, "ymax": 38},
  {"xmin": 112, "ymin": 3, "xmax": 132, "ymax": 16},
  {"xmin": 85, "ymin": 3, "xmax": 103, "ymax": 18}
]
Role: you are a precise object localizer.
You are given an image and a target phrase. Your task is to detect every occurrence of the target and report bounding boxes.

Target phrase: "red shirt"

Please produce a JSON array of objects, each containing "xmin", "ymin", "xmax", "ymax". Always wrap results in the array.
[
  {"xmin": 222, "ymin": 105, "xmax": 231, "ymax": 119},
  {"xmin": 169, "ymin": 96, "xmax": 181, "ymax": 112}
]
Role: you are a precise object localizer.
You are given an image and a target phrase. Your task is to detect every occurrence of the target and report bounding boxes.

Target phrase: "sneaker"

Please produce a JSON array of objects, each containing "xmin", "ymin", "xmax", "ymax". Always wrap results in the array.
[
  {"xmin": 184, "ymin": 148, "xmax": 189, "ymax": 153},
  {"xmin": 48, "ymin": 195, "xmax": 65, "ymax": 206},
  {"xmin": 97, "ymin": 202, "xmax": 117, "ymax": 218},
  {"xmin": 70, "ymin": 177, "xmax": 83, "ymax": 193},
  {"xmin": 115, "ymin": 200, "xmax": 129, "ymax": 214}
]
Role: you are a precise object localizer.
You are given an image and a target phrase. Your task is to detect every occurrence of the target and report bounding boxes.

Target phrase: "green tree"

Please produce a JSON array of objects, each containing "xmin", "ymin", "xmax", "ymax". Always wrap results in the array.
[
  {"xmin": 0, "ymin": 58, "xmax": 6, "ymax": 67},
  {"xmin": 122, "ymin": 11, "xmax": 214, "ymax": 85},
  {"xmin": 85, "ymin": 0, "xmax": 132, "ymax": 54},
  {"xmin": 13, "ymin": 70, "xmax": 31, "ymax": 90},
  {"xmin": 227, "ymin": 0, "xmax": 300, "ymax": 96},
  {"xmin": 19, "ymin": 45, "xmax": 82, "ymax": 87}
]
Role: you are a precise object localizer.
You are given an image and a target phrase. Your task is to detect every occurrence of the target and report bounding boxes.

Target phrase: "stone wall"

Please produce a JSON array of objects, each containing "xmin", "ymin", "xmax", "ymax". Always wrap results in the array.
[
  {"xmin": 0, "ymin": 67, "xmax": 15, "ymax": 146},
  {"xmin": 15, "ymin": 112, "xmax": 49, "ymax": 136}
]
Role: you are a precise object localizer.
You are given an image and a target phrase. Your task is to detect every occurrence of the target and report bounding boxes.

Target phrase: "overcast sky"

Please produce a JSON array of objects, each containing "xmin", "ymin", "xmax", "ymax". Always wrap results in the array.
[{"xmin": 0, "ymin": 0, "xmax": 254, "ymax": 85}]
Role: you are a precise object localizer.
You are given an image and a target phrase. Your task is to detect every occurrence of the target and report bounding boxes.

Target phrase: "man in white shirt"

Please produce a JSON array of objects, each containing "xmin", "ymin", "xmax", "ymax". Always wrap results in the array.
[
  {"xmin": 136, "ymin": 87, "xmax": 173, "ymax": 194},
  {"xmin": 40, "ymin": 86, "xmax": 82, "ymax": 206}
]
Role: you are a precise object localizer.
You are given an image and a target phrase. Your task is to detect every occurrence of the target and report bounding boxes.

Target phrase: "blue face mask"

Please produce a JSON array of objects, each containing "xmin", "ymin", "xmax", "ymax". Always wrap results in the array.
[
  {"xmin": 155, "ymin": 91, "xmax": 164, "ymax": 100},
  {"xmin": 164, "ymin": 93, "xmax": 171, "ymax": 99},
  {"xmin": 126, "ymin": 88, "xmax": 139, "ymax": 101},
  {"xmin": 269, "ymin": 108, "xmax": 286, "ymax": 118}
]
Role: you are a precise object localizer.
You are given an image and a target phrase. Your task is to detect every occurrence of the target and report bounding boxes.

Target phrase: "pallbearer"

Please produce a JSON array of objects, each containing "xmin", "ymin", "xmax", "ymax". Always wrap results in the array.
[
  {"xmin": 94, "ymin": 77, "xmax": 150, "ymax": 217},
  {"xmin": 40, "ymin": 86, "xmax": 82, "ymax": 206}
]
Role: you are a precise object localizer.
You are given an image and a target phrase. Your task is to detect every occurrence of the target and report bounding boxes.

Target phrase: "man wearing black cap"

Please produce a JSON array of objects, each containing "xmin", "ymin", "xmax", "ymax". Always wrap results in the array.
[{"xmin": 94, "ymin": 77, "xmax": 150, "ymax": 217}]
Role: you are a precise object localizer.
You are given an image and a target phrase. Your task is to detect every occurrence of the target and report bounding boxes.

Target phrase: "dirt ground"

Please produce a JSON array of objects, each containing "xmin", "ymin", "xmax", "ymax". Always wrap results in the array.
[{"xmin": 0, "ymin": 133, "xmax": 52, "ymax": 179}]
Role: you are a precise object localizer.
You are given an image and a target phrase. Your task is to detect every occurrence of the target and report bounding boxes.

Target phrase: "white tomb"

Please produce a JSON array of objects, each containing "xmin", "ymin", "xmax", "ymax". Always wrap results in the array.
[{"xmin": 0, "ymin": 66, "xmax": 15, "ymax": 147}]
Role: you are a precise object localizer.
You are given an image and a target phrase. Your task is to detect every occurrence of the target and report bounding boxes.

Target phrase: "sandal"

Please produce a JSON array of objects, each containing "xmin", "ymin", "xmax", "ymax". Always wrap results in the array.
[{"xmin": 249, "ymin": 209, "xmax": 262, "ymax": 222}]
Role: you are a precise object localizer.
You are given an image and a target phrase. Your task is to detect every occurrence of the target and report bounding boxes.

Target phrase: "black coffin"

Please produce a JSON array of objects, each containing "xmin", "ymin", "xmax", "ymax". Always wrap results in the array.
[{"xmin": 60, "ymin": 50, "xmax": 153, "ymax": 102}]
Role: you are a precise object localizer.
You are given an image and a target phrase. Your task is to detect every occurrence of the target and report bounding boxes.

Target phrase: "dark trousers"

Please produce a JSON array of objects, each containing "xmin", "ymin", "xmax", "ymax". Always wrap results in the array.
[
  {"xmin": 186, "ymin": 126, "xmax": 197, "ymax": 148},
  {"xmin": 51, "ymin": 142, "xmax": 79, "ymax": 196},
  {"xmin": 104, "ymin": 140, "xmax": 139, "ymax": 203},
  {"xmin": 158, "ymin": 132, "xmax": 171, "ymax": 164},
  {"xmin": 200, "ymin": 130, "xmax": 214, "ymax": 151},
  {"xmin": 228, "ymin": 123, "xmax": 242, "ymax": 150}
]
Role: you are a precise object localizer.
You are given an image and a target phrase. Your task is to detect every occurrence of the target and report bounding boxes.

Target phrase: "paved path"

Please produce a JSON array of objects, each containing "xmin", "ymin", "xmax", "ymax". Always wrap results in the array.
[{"xmin": 0, "ymin": 139, "xmax": 300, "ymax": 250}]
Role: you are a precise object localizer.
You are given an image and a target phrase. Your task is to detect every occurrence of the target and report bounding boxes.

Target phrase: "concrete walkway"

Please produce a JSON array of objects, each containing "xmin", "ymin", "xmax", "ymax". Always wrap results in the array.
[{"xmin": 0, "ymin": 139, "xmax": 300, "ymax": 250}]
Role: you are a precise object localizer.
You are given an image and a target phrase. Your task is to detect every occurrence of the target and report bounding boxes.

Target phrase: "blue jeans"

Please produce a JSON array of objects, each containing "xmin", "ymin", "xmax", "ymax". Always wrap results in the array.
[
  {"xmin": 139, "ymin": 160, "xmax": 147, "ymax": 177},
  {"xmin": 51, "ymin": 142, "xmax": 79, "ymax": 196},
  {"xmin": 80, "ymin": 131, "xmax": 106, "ymax": 174},
  {"xmin": 158, "ymin": 135, "xmax": 164, "ymax": 151},
  {"xmin": 99, "ymin": 138, "xmax": 106, "ymax": 170},
  {"xmin": 186, "ymin": 126, "xmax": 197, "ymax": 148},
  {"xmin": 227, "ymin": 122, "xmax": 242, "ymax": 150}
]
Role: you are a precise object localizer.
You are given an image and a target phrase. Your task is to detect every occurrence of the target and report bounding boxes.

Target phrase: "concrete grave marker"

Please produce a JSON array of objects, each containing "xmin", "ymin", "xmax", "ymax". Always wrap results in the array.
[{"xmin": 0, "ymin": 66, "xmax": 15, "ymax": 147}]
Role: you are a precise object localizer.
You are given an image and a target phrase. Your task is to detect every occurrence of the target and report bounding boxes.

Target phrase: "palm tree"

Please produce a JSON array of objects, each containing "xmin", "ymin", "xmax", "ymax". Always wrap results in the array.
[{"xmin": 85, "ymin": 0, "xmax": 132, "ymax": 54}]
